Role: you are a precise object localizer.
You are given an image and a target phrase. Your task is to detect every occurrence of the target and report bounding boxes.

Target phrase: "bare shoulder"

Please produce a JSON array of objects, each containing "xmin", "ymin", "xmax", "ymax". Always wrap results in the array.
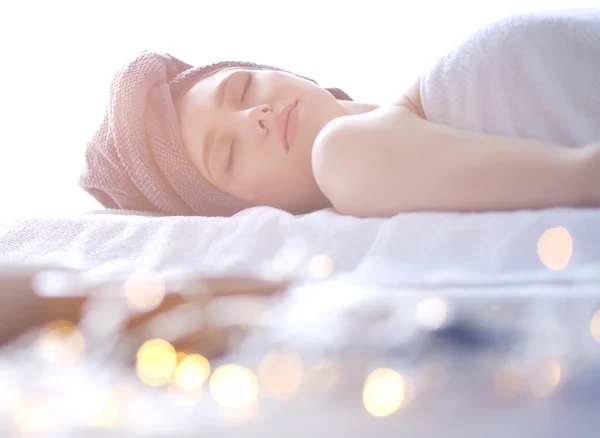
[
  {"xmin": 312, "ymin": 74, "xmax": 425, "ymax": 179},
  {"xmin": 311, "ymin": 106, "xmax": 423, "ymax": 216},
  {"xmin": 312, "ymin": 105, "xmax": 423, "ymax": 167},
  {"xmin": 311, "ymin": 114, "xmax": 356, "ymax": 205}
]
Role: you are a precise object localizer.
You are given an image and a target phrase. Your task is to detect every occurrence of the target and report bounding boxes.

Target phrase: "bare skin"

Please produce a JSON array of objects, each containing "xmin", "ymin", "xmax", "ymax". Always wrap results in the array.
[
  {"xmin": 178, "ymin": 68, "xmax": 600, "ymax": 218},
  {"xmin": 312, "ymin": 100, "xmax": 600, "ymax": 217},
  {"xmin": 395, "ymin": 78, "xmax": 426, "ymax": 119}
]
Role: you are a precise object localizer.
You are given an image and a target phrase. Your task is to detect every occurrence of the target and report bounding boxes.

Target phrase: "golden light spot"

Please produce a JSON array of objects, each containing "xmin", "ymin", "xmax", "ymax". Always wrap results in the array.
[
  {"xmin": 84, "ymin": 389, "xmax": 120, "ymax": 428},
  {"xmin": 136, "ymin": 339, "xmax": 177, "ymax": 387},
  {"xmin": 308, "ymin": 361, "xmax": 338, "ymax": 392},
  {"xmin": 590, "ymin": 309, "xmax": 600, "ymax": 343},
  {"xmin": 209, "ymin": 364, "xmax": 259, "ymax": 408},
  {"xmin": 39, "ymin": 320, "xmax": 85, "ymax": 365},
  {"xmin": 363, "ymin": 368, "xmax": 407, "ymax": 417},
  {"xmin": 176, "ymin": 351, "xmax": 188, "ymax": 364},
  {"xmin": 257, "ymin": 349, "xmax": 304, "ymax": 398},
  {"xmin": 493, "ymin": 366, "xmax": 524, "ymax": 398},
  {"xmin": 125, "ymin": 270, "xmax": 166, "ymax": 311},
  {"xmin": 415, "ymin": 297, "xmax": 448, "ymax": 329},
  {"xmin": 537, "ymin": 227, "xmax": 573, "ymax": 271},
  {"xmin": 529, "ymin": 359, "xmax": 562, "ymax": 397},
  {"xmin": 174, "ymin": 354, "xmax": 211, "ymax": 392},
  {"xmin": 309, "ymin": 255, "xmax": 334, "ymax": 279}
]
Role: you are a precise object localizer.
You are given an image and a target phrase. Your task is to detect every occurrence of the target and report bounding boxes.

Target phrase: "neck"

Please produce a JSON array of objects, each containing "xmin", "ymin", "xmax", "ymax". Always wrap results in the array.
[{"xmin": 338, "ymin": 100, "xmax": 379, "ymax": 116}]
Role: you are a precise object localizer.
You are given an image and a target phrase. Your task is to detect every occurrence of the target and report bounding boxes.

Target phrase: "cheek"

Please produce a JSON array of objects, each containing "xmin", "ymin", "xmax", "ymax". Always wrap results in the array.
[
  {"xmin": 300, "ymin": 94, "xmax": 338, "ymax": 140},
  {"xmin": 236, "ymin": 154, "xmax": 312, "ymax": 204},
  {"xmin": 243, "ymin": 158, "xmax": 286, "ymax": 186},
  {"xmin": 229, "ymin": 154, "xmax": 281, "ymax": 201}
]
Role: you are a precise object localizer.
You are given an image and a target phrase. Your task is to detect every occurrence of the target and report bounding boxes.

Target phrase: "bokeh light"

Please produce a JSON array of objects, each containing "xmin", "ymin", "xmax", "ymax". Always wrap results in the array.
[
  {"xmin": 493, "ymin": 366, "xmax": 524, "ymax": 399},
  {"xmin": 309, "ymin": 254, "xmax": 334, "ymax": 279},
  {"xmin": 136, "ymin": 339, "xmax": 177, "ymax": 387},
  {"xmin": 537, "ymin": 227, "xmax": 573, "ymax": 271},
  {"xmin": 590, "ymin": 309, "xmax": 600, "ymax": 343},
  {"xmin": 125, "ymin": 270, "xmax": 167, "ymax": 311},
  {"xmin": 257, "ymin": 349, "xmax": 304, "ymax": 399},
  {"xmin": 38, "ymin": 320, "xmax": 86, "ymax": 365},
  {"xmin": 174, "ymin": 354, "xmax": 211, "ymax": 392},
  {"xmin": 209, "ymin": 364, "xmax": 259, "ymax": 408},
  {"xmin": 529, "ymin": 359, "xmax": 562, "ymax": 397},
  {"xmin": 176, "ymin": 351, "xmax": 189, "ymax": 364},
  {"xmin": 415, "ymin": 297, "xmax": 448, "ymax": 329},
  {"xmin": 306, "ymin": 361, "xmax": 339, "ymax": 393},
  {"xmin": 363, "ymin": 368, "xmax": 407, "ymax": 417}
]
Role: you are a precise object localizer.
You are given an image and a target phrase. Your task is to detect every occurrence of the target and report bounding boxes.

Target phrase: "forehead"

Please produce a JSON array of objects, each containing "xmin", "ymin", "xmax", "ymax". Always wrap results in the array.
[
  {"xmin": 181, "ymin": 67, "xmax": 234, "ymax": 104},
  {"xmin": 176, "ymin": 68, "xmax": 232, "ymax": 130}
]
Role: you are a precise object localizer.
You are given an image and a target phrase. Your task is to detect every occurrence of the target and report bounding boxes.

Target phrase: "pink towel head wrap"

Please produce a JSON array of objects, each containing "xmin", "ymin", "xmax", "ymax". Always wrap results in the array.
[{"xmin": 78, "ymin": 51, "xmax": 352, "ymax": 216}]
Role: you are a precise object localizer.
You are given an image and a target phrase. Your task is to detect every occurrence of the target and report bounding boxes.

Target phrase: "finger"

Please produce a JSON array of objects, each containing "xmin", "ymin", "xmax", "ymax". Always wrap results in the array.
[
  {"xmin": 180, "ymin": 276, "xmax": 289, "ymax": 298},
  {"xmin": 123, "ymin": 293, "xmax": 188, "ymax": 332}
]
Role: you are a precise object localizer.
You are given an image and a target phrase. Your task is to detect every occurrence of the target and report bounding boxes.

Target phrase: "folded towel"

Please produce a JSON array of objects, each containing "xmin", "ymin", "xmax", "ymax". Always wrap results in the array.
[
  {"xmin": 78, "ymin": 52, "xmax": 257, "ymax": 217},
  {"xmin": 78, "ymin": 52, "xmax": 352, "ymax": 217}
]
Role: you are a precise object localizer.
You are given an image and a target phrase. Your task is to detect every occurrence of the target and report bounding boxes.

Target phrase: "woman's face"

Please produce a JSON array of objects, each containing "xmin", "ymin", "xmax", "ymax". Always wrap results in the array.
[{"xmin": 177, "ymin": 67, "xmax": 346, "ymax": 214}]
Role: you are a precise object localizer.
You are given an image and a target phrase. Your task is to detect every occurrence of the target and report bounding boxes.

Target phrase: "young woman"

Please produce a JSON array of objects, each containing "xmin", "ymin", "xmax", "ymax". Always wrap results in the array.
[{"xmin": 79, "ymin": 8, "xmax": 600, "ymax": 218}]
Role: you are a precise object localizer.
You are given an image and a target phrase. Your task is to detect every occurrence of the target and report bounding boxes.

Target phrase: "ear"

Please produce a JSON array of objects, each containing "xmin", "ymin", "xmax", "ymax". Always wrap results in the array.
[{"xmin": 326, "ymin": 87, "xmax": 353, "ymax": 101}]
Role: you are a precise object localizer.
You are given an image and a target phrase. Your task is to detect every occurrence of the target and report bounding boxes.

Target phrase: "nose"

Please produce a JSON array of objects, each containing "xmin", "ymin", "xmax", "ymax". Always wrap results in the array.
[{"xmin": 248, "ymin": 104, "xmax": 274, "ymax": 135}]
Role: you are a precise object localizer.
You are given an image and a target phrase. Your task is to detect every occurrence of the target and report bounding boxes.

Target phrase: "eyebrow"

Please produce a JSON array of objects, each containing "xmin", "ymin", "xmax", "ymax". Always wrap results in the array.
[{"xmin": 202, "ymin": 71, "xmax": 235, "ymax": 180}]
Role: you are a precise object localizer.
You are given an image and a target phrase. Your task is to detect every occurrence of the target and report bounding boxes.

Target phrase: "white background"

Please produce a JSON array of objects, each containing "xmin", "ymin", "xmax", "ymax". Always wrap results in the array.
[{"xmin": 0, "ymin": 0, "xmax": 597, "ymax": 219}]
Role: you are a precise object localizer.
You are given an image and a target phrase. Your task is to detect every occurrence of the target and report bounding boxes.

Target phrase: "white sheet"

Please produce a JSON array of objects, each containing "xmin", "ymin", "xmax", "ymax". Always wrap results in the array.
[{"xmin": 1, "ymin": 206, "xmax": 599, "ymax": 288}]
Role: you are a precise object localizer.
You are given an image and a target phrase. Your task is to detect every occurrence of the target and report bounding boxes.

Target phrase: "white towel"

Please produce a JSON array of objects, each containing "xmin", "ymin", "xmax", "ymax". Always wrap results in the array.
[
  {"xmin": 421, "ymin": 8, "xmax": 600, "ymax": 147},
  {"xmin": 2, "ymin": 206, "xmax": 600, "ymax": 287}
]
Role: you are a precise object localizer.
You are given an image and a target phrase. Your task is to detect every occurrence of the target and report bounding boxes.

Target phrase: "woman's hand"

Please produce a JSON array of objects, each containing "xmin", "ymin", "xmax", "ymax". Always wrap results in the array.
[
  {"xmin": 120, "ymin": 276, "xmax": 287, "ymax": 359},
  {"xmin": 27, "ymin": 275, "xmax": 287, "ymax": 360},
  {"xmin": 583, "ymin": 143, "xmax": 600, "ymax": 205}
]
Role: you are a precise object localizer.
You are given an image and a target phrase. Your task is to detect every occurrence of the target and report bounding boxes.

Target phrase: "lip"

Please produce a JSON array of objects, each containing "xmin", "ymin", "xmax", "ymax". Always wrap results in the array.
[{"xmin": 277, "ymin": 101, "xmax": 298, "ymax": 152}]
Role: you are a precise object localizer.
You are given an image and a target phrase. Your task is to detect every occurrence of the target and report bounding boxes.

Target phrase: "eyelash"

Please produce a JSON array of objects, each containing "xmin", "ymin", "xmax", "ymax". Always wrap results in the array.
[
  {"xmin": 226, "ymin": 72, "xmax": 252, "ymax": 173},
  {"xmin": 226, "ymin": 138, "xmax": 237, "ymax": 173},
  {"xmin": 241, "ymin": 72, "xmax": 252, "ymax": 103}
]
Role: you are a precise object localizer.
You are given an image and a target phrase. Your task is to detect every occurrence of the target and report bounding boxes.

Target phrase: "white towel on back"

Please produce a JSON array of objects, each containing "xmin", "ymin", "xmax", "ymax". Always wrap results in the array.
[{"xmin": 421, "ymin": 9, "xmax": 600, "ymax": 147}]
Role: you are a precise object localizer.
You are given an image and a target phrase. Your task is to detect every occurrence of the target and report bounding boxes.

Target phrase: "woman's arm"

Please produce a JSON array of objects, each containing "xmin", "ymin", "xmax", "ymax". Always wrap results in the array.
[{"xmin": 312, "ymin": 106, "xmax": 599, "ymax": 218}]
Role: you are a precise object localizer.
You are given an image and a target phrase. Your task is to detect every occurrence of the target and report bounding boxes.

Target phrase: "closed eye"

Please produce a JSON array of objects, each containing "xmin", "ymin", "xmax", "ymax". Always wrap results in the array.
[
  {"xmin": 240, "ymin": 72, "xmax": 253, "ymax": 103},
  {"xmin": 226, "ymin": 138, "xmax": 237, "ymax": 173}
]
